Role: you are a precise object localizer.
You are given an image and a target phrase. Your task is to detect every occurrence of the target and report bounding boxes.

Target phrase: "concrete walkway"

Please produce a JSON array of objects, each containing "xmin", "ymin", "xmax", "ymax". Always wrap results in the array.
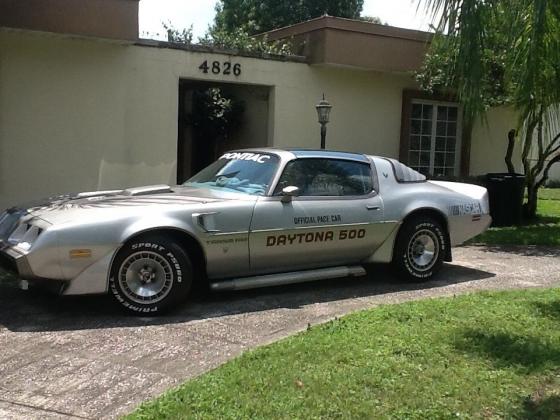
[{"xmin": 1, "ymin": 245, "xmax": 559, "ymax": 419}]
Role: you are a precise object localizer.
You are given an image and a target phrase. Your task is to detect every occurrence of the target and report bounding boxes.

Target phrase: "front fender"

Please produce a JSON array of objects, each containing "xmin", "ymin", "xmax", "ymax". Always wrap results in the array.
[
  {"xmin": 120, "ymin": 215, "xmax": 201, "ymax": 244},
  {"xmin": 62, "ymin": 216, "xmax": 204, "ymax": 296}
]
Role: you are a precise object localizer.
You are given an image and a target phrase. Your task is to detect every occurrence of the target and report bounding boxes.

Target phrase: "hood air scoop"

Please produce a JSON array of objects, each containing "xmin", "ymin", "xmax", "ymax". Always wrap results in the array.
[{"xmin": 123, "ymin": 185, "xmax": 173, "ymax": 196}]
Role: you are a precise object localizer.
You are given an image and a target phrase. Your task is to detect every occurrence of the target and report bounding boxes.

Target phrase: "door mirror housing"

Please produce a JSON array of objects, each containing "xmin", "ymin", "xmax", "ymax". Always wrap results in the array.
[{"xmin": 280, "ymin": 186, "xmax": 299, "ymax": 203}]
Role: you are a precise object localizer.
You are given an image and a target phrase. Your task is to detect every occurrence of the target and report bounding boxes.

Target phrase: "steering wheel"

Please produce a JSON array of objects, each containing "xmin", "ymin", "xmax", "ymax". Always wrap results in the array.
[
  {"xmin": 215, "ymin": 175, "xmax": 231, "ymax": 187},
  {"xmin": 216, "ymin": 176, "xmax": 251, "ymax": 191}
]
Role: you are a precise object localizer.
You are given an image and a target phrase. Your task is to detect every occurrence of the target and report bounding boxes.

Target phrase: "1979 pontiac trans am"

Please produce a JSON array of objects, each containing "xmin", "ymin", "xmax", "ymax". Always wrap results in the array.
[{"xmin": 0, "ymin": 149, "xmax": 491, "ymax": 314}]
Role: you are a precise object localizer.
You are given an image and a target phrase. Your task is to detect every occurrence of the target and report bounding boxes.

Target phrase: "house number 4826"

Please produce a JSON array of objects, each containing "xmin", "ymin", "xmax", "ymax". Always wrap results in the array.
[{"xmin": 199, "ymin": 60, "xmax": 242, "ymax": 76}]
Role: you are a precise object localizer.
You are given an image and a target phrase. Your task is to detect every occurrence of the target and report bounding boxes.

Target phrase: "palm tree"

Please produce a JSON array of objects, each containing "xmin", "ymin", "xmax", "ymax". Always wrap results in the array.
[{"xmin": 417, "ymin": 0, "xmax": 560, "ymax": 218}]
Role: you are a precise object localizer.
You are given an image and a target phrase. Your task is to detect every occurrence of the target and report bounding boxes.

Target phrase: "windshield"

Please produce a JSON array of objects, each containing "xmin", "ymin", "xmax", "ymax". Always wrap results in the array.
[{"xmin": 183, "ymin": 152, "xmax": 279, "ymax": 196}]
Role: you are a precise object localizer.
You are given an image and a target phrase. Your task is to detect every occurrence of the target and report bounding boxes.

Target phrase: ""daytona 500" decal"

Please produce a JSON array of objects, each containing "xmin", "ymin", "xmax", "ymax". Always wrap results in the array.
[{"xmin": 266, "ymin": 228, "xmax": 366, "ymax": 246}]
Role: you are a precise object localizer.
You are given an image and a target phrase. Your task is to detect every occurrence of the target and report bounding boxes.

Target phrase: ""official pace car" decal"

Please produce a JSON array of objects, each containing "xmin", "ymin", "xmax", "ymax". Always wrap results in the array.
[{"xmin": 294, "ymin": 214, "xmax": 342, "ymax": 225}]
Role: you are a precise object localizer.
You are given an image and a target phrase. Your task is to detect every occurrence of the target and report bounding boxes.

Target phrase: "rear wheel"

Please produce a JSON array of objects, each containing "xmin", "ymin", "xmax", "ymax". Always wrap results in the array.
[
  {"xmin": 109, "ymin": 235, "xmax": 192, "ymax": 314},
  {"xmin": 393, "ymin": 216, "xmax": 446, "ymax": 282}
]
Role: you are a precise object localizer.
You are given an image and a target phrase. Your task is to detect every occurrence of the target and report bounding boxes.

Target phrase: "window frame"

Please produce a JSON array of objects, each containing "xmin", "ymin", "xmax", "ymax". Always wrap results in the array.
[
  {"xmin": 399, "ymin": 89, "xmax": 471, "ymax": 177},
  {"xmin": 268, "ymin": 157, "xmax": 379, "ymax": 200},
  {"xmin": 409, "ymin": 99, "xmax": 463, "ymax": 177}
]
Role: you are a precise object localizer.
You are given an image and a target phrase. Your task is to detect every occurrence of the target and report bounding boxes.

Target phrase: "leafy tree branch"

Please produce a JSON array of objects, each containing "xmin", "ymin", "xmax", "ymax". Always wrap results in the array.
[{"xmin": 417, "ymin": 0, "xmax": 560, "ymax": 218}]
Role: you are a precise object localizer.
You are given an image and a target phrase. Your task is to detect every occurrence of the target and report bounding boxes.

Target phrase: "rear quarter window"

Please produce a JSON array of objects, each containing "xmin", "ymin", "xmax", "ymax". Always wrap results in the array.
[{"xmin": 385, "ymin": 158, "xmax": 427, "ymax": 183}]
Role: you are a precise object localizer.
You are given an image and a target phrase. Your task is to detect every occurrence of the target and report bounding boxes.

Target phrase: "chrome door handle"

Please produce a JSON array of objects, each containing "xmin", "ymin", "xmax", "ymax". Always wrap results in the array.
[{"xmin": 366, "ymin": 205, "xmax": 380, "ymax": 211}]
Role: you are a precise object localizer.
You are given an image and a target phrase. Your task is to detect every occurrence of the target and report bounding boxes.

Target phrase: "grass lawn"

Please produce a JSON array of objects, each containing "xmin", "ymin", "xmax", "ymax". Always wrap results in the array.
[
  {"xmin": 472, "ymin": 188, "xmax": 560, "ymax": 246},
  {"xmin": 129, "ymin": 288, "xmax": 560, "ymax": 419},
  {"xmin": 540, "ymin": 188, "xmax": 560, "ymax": 201}
]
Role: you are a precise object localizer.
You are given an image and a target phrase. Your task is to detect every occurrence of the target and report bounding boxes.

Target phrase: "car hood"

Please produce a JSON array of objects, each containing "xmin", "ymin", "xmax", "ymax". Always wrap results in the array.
[{"xmin": 18, "ymin": 185, "xmax": 256, "ymax": 225}]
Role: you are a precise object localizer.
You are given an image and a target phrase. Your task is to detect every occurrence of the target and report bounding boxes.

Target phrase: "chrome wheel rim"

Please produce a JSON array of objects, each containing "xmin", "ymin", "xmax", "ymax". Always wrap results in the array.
[
  {"xmin": 407, "ymin": 229, "xmax": 439, "ymax": 272},
  {"xmin": 119, "ymin": 251, "xmax": 173, "ymax": 304}
]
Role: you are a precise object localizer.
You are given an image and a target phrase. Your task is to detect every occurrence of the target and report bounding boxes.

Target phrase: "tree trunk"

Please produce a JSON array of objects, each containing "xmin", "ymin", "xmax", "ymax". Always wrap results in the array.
[
  {"xmin": 505, "ymin": 129, "xmax": 516, "ymax": 173},
  {"xmin": 520, "ymin": 114, "xmax": 541, "ymax": 220},
  {"xmin": 524, "ymin": 179, "xmax": 539, "ymax": 219}
]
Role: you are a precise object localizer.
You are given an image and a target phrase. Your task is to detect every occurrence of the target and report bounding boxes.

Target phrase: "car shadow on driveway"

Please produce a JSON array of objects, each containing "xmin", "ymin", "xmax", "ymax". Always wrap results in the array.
[{"xmin": 0, "ymin": 262, "xmax": 494, "ymax": 333}]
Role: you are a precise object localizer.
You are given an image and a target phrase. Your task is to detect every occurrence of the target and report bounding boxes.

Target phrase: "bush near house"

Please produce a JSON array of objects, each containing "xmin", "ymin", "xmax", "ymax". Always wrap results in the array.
[
  {"xmin": 472, "ymin": 188, "xmax": 560, "ymax": 246},
  {"xmin": 128, "ymin": 288, "xmax": 560, "ymax": 419}
]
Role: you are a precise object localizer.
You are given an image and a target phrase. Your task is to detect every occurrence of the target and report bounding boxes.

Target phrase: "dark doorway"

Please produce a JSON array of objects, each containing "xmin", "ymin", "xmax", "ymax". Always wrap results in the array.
[{"xmin": 177, "ymin": 80, "xmax": 271, "ymax": 183}]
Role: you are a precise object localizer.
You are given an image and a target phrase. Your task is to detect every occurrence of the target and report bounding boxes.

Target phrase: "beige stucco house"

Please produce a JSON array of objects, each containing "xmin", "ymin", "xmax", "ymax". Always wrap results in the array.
[{"xmin": 0, "ymin": 0, "xmax": 550, "ymax": 209}]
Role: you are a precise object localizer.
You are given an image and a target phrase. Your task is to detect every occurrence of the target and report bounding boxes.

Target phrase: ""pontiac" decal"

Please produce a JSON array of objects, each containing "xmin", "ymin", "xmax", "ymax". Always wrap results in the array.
[{"xmin": 220, "ymin": 152, "xmax": 271, "ymax": 163}]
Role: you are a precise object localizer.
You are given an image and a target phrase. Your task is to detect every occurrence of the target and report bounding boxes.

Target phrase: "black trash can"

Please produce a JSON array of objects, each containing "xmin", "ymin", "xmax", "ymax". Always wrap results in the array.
[{"xmin": 485, "ymin": 173, "xmax": 525, "ymax": 227}]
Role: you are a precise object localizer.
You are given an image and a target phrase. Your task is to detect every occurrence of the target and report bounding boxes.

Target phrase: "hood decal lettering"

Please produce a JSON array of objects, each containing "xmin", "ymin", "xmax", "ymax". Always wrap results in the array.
[{"xmin": 220, "ymin": 152, "xmax": 271, "ymax": 164}]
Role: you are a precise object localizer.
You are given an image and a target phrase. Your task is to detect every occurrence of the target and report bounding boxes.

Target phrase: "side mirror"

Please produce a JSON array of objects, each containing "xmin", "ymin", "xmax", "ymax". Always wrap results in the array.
[{"xmin": 280, "ymin": 186, "xmax": 299, "ymax": 203}]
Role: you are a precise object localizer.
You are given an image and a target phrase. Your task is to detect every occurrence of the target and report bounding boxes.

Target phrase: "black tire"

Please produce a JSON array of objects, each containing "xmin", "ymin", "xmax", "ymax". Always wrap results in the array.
[
  {"xmin": 109, "ymin": 235, "xmax": 192, "ymax": 315},
  {"xmin": 392, "ymin": 216, "xmax": 446, "ymax": 282}
]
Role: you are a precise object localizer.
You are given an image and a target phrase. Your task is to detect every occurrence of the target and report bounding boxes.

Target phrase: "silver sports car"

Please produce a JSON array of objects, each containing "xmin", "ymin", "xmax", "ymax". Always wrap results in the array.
[{"xmin": 0, "ymin": 149, "xmax": 491, "ymax": 314}]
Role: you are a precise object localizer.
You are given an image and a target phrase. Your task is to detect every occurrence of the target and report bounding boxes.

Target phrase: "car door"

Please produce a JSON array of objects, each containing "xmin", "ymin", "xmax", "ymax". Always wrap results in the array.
[{"xmin": 249, "ymin": 157, "xmax": 392, "ymax": 273}]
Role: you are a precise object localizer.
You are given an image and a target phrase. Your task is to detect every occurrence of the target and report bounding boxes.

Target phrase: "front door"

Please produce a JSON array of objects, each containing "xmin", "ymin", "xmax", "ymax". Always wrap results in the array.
[{"xmin": 249, "ymin": 157, "xmax": 390, "ymax": 273}]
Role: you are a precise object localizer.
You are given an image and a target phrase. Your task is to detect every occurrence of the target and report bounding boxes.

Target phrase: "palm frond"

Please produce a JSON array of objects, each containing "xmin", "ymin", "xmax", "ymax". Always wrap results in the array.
[{"xmin": 418, "ymin": 0, "xmax": 560, "ymax": 123}]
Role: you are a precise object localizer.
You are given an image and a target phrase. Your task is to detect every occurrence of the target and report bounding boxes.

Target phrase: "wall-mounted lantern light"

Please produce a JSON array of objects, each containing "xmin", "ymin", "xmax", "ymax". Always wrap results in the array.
[{"xmin": 315, "ymin": 94, "xmax": 332, "ymax": 149}]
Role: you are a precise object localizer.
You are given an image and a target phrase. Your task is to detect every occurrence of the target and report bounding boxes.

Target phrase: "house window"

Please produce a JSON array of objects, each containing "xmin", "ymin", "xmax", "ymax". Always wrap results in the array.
[{"xmin": 408, "ymin": 101, "xmax": 461, "ymax": 176}]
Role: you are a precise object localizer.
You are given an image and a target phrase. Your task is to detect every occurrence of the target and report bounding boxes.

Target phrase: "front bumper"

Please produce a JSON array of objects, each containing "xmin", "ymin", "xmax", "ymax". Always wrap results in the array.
[
  {"xmin": 0, "ymin": 243, "xmax": 66, "ymax": 294},
  {"xmin": 0, "ymin": 241, "xmax": 35, "ymax": 279},
  {"xmin": 0, "ymin": 209, "xmax": 67, "ymax": 293}
]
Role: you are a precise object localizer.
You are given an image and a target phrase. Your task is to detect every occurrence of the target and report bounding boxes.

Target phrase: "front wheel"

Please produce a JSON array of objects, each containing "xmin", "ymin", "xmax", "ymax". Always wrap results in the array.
[
  {"xmin": 392, "ymin": 217, "xmax": 446, "ymax": 282},
  {"xmin": 109, "ymin": 235, "xmax": 192, "ymax": 315}
]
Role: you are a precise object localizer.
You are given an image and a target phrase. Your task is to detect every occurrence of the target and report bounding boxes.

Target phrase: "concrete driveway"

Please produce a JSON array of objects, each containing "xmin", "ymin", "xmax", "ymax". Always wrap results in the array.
[{"xmin": 1, "ymin": 245, "xmax": 559, "ymax": 419}]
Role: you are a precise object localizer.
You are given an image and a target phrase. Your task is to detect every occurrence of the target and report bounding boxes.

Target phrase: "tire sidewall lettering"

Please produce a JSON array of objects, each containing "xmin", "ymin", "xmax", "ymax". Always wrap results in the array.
[
  {"xmin": 413, "ymin": 222, "xmax": 446, "ymax": 252},
  {"xmin": 131, "ymin": 243, "xmax": 167, "ymax": 252},
  {"xmin": 110, "ymin": 238, "xmax": 191, "ymax": 314},
  {"xmin": 109, "ymin": 277, "xmax": 159, "ymax": 313},
  {"xmin": 400, "ymin": 220, "xmax": 445, "ymax": 279},
  {"xmin": 166, "ymin": 252, "xmax": 182, "ymax": 283}
]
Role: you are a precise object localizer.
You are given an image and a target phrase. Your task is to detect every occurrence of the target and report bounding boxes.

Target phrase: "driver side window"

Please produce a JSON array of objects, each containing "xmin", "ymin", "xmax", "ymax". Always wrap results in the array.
[{"xmin": 274, "ymin": 158, "xmax": 374, "ymax": 197}]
